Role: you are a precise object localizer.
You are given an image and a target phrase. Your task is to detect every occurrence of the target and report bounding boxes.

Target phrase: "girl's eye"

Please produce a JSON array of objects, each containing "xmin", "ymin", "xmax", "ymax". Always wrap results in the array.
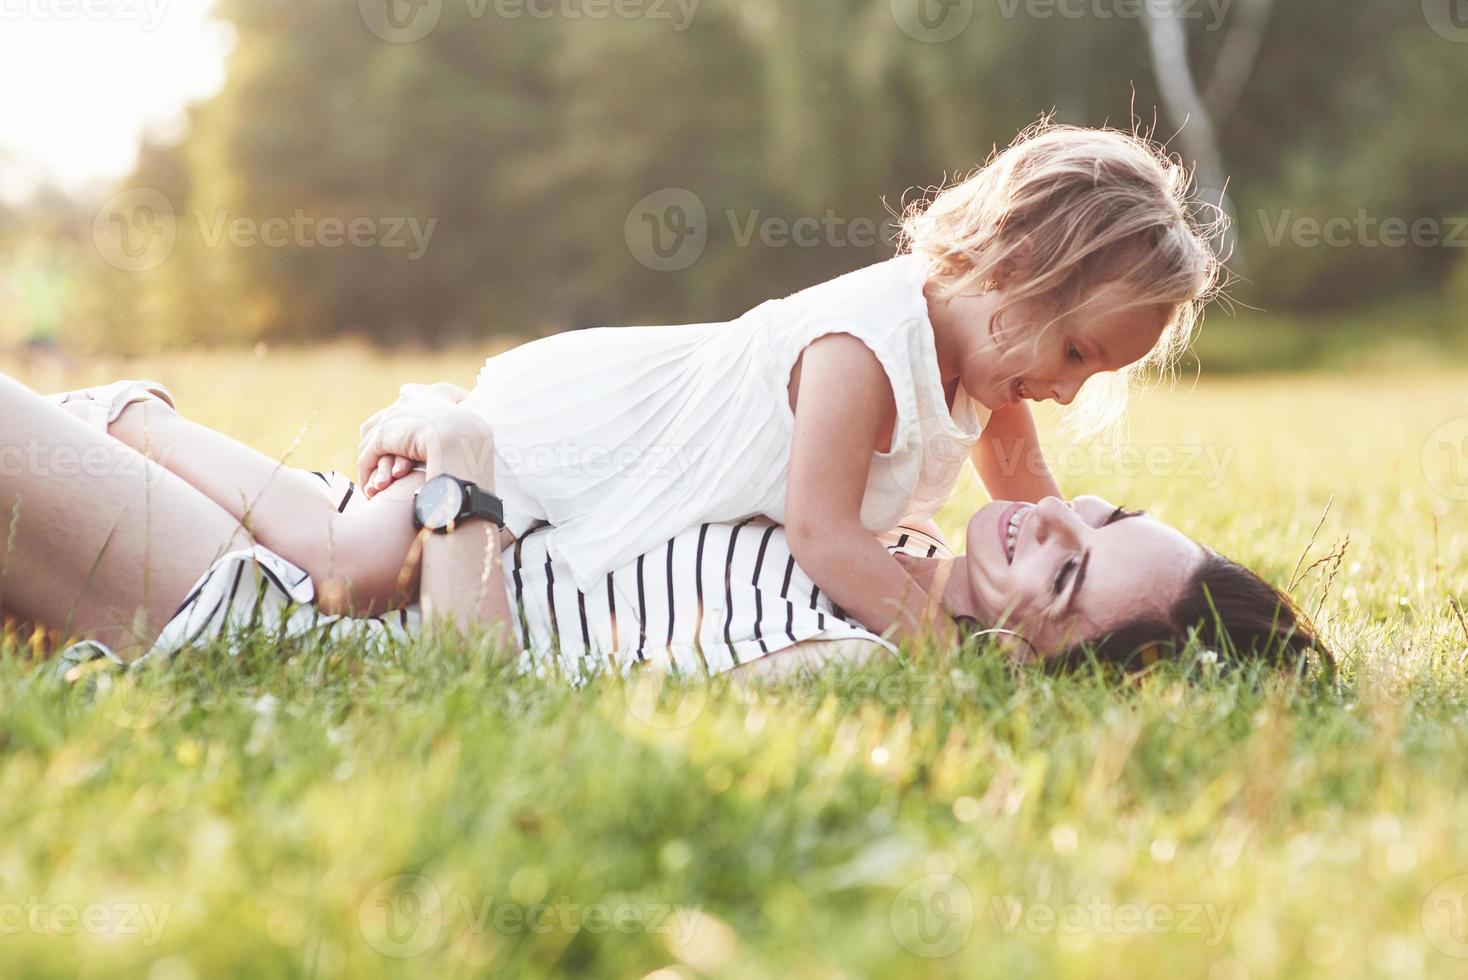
[{"xmin": 1067, "ymin": 343, "xmax": 1083, "ymax": 364}]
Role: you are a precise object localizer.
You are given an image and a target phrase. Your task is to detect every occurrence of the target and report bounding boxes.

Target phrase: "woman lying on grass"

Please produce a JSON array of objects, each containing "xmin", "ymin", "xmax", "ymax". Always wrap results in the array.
[{"xmin": 2, "ymin": 373, "xmax": 1327, "ymax": 677}]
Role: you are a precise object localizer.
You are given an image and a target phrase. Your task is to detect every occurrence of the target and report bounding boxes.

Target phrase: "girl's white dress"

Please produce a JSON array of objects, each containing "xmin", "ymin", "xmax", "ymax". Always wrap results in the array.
[{"xmin": 462, "ymin": 253, "xmax": 991, "ymax": 591}]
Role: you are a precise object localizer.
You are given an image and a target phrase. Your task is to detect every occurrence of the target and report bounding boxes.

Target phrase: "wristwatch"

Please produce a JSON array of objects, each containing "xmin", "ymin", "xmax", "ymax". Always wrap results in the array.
[{"xmin": 412, "ymin": 473, "xmax": 505, "ymax": 533}]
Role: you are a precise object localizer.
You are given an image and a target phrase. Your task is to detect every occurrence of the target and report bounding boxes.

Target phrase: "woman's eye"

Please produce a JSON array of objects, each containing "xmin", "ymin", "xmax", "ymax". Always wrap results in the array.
[
  {"xmin": 1053, "ymin": 557, "xmax": 1078, "ymax": 595},
  {"xmin": 1067, "ymin": 343, "xmax": 1083, "ymax": 364},
  {"xmin": 1103, "ymin": 506, "xmax": 1144, "ymax": 527}
]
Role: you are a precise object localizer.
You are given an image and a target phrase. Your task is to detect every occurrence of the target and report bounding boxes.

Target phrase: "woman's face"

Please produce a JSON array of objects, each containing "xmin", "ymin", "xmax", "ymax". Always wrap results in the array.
[{"xmin": 904, "ymin": 496, "xmax": 1204, "ymax": 658}]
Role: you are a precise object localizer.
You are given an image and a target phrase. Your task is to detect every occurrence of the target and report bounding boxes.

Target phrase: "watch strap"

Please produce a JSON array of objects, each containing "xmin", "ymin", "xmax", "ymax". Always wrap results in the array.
[{"xmin": 462, "ymin": 481, "xmax": 505, "ymax": 528}]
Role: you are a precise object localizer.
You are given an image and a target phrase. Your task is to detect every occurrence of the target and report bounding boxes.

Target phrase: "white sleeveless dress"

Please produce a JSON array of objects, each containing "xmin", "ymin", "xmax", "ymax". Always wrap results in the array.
[{"xmin": 461, "ymin": 253, "xmax": 991, "ymax": 591}]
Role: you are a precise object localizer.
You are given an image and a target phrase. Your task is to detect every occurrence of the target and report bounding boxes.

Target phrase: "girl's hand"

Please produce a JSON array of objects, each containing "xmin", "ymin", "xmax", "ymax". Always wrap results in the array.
[
  {"xmin": 358, "ymin": 383, "xmax": 472, "ymax": 496},
  {"xmin": 357, "ymin": 396, "xmax": 493, "ymax": 490}
]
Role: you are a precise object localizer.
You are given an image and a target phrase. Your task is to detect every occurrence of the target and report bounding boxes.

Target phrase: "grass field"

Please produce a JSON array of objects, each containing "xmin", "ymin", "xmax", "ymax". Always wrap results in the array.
[{"xmin": 1, "ymin": 347, "xmax": 1466, "ymax": 979}]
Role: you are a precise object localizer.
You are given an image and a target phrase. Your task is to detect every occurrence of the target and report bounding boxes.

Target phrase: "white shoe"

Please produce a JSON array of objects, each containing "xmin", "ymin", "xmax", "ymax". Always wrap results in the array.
[
  {"xmin": 46, "ymin": 379, "xmax": 175, "ymax": 432},
  {"xmin": 54, "ymin": 640, "xmax": 128, "ymax": 680}
]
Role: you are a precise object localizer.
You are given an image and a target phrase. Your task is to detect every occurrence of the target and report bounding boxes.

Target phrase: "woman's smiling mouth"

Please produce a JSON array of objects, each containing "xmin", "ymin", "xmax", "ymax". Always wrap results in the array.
[{"xmin": 998, "ymin": 502, "xmax": 1033, "ymax": 563}]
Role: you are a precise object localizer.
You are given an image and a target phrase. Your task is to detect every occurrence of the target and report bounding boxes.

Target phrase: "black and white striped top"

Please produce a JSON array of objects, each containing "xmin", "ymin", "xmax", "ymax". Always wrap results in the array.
[
  {"xmin": 143, "ymin": 471, "xmax": 954, "ymax": 678},
  {"xmin": 505, "ymin": 515, "xmax": 952, "ymax": 680}
]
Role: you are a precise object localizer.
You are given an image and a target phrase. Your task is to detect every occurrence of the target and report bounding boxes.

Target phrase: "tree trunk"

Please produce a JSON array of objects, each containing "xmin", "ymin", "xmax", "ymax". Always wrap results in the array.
[{"xmin": 1143, "ymin": 0, "xmax": 1225, "ymax": 197}]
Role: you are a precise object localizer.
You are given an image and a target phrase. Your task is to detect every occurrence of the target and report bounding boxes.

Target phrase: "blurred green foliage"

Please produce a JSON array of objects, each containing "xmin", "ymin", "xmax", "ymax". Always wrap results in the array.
[{"xmin": 1, "ymin": 0, "xmax": 1466, "ymax": 357}]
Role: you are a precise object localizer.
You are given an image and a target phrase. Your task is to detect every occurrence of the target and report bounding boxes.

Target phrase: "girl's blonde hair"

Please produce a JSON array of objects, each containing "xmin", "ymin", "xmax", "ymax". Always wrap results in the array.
[{"xmin": 899, "ymin": 119, "xmax": 1226, "ymax": 437}]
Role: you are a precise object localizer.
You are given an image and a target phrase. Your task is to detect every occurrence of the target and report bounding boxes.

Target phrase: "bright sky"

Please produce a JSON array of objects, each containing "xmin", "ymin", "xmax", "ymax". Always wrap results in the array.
[{"xmin": 0, "ymin": 0, "xmax": 234, "ymax": 202}]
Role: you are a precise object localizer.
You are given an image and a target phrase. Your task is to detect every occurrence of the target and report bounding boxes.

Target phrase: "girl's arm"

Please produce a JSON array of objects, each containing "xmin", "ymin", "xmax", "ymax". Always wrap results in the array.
[
  {"xmin": 360, "ymin": 381, "xmax": 471, "ymax": 497},
  {"xmin": 971, "ymin": 402, "xmax": 1062, "ymax": 504},
  {"xmin": 784, "ymin": 334, "xmax": 957, "ymax": 650}
]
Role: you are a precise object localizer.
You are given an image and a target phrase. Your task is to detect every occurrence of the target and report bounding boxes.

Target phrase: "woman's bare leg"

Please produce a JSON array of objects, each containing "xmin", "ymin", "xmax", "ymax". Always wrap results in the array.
[
  {"xmin": 101, "ymin": 398, "xmax": 424, "ymax": 616},
  {"xmin": 0, "ymin": 375, "xmax": 253, "ymax": 654}
]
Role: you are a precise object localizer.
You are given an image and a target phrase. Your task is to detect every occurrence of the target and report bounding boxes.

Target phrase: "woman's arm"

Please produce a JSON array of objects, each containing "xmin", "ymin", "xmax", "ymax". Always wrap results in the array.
[
  {"xmin": 414, "ymin": 419, "xmax": 515, "ymax": 645},
  {"xmin": 784, "ymin": 334, "xmax": 957, "ymax": 649},
  {"xmin": 106, "ymin": 400, "xmax": 423, "ymax": 617},
  {"xmin": 354, "ymin": 397, "xmax": 516, "ymax": 645},
  {"xmin": 971, "ymin": 402, "xmax": 1062, "ymax": 503}
]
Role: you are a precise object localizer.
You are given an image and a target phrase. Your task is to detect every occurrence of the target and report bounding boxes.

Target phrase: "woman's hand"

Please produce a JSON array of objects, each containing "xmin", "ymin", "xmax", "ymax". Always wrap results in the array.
[
  {"xmin": 357, "ymin": 390, "xmax": 492, "ymax": 490},
  {"xmin": 358, "ymin": 382, "xmax": 472, "ymax": 496}
]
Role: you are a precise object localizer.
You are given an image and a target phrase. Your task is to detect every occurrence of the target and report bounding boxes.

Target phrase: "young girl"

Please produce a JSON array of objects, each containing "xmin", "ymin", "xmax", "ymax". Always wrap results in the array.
[{"xmin": 359, "ymin": 122, "xmax": 1221, "ymax": 646}]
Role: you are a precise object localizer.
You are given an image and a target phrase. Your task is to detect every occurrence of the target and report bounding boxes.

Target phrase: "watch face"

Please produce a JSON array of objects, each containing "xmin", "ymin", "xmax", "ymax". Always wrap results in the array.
[{"xmin": 417, "ymin": 477, "xmax": 465, "ymax": 530}]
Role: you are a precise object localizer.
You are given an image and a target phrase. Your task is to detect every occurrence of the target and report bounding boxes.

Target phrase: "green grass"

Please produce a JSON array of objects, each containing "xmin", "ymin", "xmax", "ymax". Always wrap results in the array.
[
  {"xmin": 1190, "ymin": 292, "xmax": 1468, "ymax": 374},
  {"xmin": 1, "ymin": 349, "xmax": 1466, "ymax": 978}
]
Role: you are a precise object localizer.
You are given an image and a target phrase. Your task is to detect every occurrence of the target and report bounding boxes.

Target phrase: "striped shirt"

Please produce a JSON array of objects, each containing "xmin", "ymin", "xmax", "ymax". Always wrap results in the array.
[
  {"xmin": 143, "ymin": 472, "xmax": 953, "ymax": 677},
  {"xmin": 505, "ymin": 515, "xmax": 951, "ymax": 680}
]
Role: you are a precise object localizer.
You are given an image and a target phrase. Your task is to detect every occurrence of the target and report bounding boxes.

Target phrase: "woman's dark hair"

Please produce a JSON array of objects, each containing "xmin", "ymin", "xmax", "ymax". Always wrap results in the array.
[
  {"xmin": 953, "ymin": 548, "xmax": 1334, "ymax": 673},
  {"xmin": 1046, "ymin": 549, "xmax": 1333, "ymax": 673}
]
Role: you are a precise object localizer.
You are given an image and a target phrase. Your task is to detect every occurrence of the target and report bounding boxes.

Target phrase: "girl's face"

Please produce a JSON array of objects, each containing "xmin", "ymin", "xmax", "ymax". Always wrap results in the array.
[{"xmin": 930, "ymin": 282, "xmax": 1172, "ymax": 412}]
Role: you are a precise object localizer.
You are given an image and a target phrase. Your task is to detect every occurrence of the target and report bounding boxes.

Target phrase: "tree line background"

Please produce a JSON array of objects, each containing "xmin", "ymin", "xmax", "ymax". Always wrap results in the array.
[{"xmin": 2, "ymin": 0, "xmax": 1466, "ymax": 364}]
